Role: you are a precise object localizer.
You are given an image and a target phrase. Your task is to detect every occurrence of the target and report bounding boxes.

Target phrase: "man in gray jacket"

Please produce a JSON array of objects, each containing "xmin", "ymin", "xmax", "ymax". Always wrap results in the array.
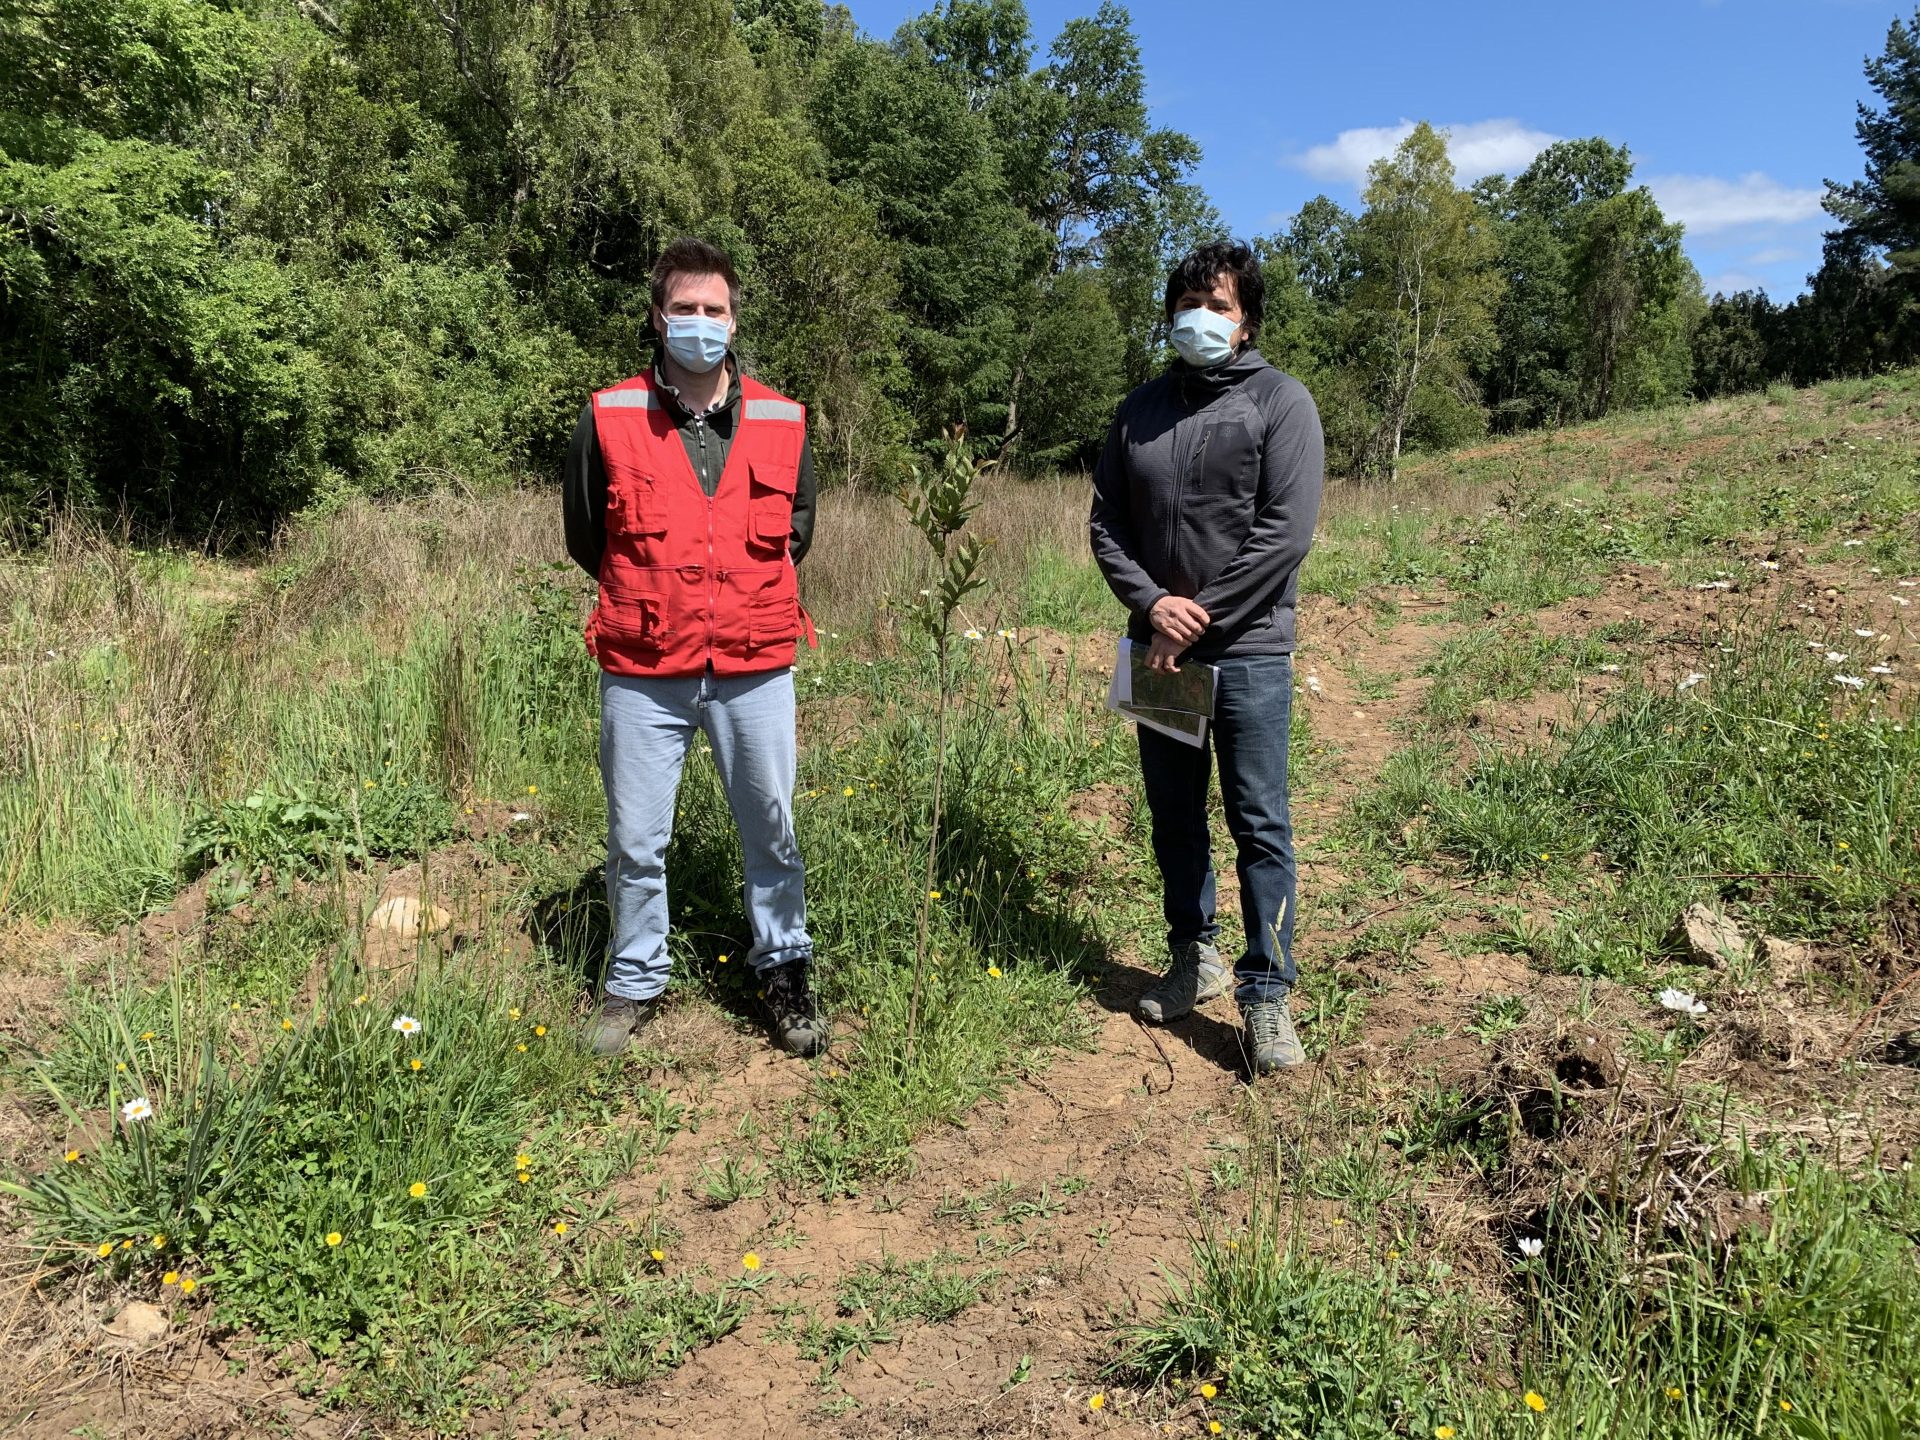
[{"xmin": 1088, "ymin": 240, "xmax": 1324, "ymax": 1075}]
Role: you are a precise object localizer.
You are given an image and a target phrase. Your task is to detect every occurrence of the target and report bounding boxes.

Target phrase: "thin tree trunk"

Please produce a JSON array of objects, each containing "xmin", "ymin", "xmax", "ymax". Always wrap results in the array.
[{"xmin": 905, "ymin": 639, "xmax": 949, "ymax": 1066}]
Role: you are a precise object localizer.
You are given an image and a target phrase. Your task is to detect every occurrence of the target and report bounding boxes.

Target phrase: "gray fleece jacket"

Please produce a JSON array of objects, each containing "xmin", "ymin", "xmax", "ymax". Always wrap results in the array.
[{"xmin": 1088, "ymin": 347, "xmax": 1324, "ymax": 660}]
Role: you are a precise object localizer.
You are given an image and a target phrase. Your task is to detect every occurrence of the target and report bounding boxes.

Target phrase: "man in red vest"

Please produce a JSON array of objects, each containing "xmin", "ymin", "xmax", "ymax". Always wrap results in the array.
[{"xmin": 562, "ymin": 236, "xmax": 825, "ymax": 1059}]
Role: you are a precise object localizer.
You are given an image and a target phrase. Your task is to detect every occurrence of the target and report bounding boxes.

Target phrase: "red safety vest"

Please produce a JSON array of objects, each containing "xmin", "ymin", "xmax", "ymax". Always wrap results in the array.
[{"xmin": 586, "ymin": 369, "xmax": 815, "ymax": 678}]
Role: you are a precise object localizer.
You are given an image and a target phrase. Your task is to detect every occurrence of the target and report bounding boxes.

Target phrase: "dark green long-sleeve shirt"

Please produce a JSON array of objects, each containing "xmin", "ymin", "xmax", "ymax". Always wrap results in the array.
[{"xmin": 562, "ymin": 354, "xmax": 818, "ymax": 578}]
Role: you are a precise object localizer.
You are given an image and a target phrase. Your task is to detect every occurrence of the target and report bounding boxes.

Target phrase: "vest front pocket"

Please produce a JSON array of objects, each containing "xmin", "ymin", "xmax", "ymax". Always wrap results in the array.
[
  {"xmin": 594, "ymin": 586, "xmax": 669, "ymax": 648},
  {"xmin": 746, "ymin": 459, "xmax": 797, "ymax": 558},
  {"xmin": 712, "ymin": 564, "xmax": 797, "ymax": 655},
  {"xmin": 605, "ymin": 471, "xmax": 669, "ymax": 539}
]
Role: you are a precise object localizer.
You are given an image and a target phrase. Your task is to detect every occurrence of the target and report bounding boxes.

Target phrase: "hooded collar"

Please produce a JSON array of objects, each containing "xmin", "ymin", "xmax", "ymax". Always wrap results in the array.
[{"xmin": 1170, "ymin": 344, "xmax": 1270, "ymax": 408}]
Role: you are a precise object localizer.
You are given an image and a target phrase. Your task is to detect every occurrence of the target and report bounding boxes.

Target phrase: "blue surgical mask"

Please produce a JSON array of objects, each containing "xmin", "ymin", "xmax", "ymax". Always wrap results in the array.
[
  {"xmin": 663, "ymin": 314, "xmax": 731, "ymax": 373},
  {"xmin": 1169, "ymin": 306, "xmax": 1239, "ymax": 368}
]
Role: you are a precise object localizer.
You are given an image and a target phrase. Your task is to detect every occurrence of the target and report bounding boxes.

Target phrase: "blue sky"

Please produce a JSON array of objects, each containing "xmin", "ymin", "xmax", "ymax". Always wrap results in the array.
[{"xmin": 852, "ymin": 0, "xmax": 1903, "ymax": 298}]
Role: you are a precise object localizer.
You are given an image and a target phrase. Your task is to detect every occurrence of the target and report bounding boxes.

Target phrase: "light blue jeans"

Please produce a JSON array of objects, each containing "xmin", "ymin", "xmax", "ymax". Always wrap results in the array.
[{"xmin": 600, "ymin": 667, "xmax": 812, "ymax": 1001}]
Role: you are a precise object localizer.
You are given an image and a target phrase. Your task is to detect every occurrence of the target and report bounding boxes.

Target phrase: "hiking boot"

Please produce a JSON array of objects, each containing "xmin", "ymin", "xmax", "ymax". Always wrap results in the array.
[
  {"xmin": 763, "ymin": 959, "xmax": 828, "ymax": 1058},
  {"xmin": 1242, "ymin": 998, "xmax": 1304, "ymax": 1075},
  {"xmin": 586, "ymin": 995, "xmax": 656, "ymax": 1056},
  {"xmin": 1136, "ymin": 941, "xmax": 1228, "ymax": 1023}
]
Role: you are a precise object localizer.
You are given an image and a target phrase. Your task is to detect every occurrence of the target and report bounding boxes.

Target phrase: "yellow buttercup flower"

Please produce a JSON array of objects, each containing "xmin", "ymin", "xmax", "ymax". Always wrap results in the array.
[
  {"xmin": 1087, "ymin": 1393, "xmax": 1104, "ymax": 1411},
  {"xmin": 409, "ymin": 1058, "xmax": 424, "ymax": 1072},
  {"xmin": 527, "ymin": 784, "xmax": 538, "ymax": 795},
  {"xmin": 1664, "ymin": 1387, "xmax": 1681, "ymax": 1400},
  {"xmin": 326, "ymin": 1232, "xmax": 343, "ymax": 1247},
  {"xmin": 151, "ymin": 1233, "xmax": 167, "ymax": 1249},
  {"xmin": 515, "ymin": 1043, "xmax": 529, "ymax": 1053},
  {"xmin": 553, "ymin": 1221, "xmax": 569, "ymax": 1235},
  {"xmin": 179, "ymin": 1277, "xmax": 197, "ymax": 1295},
  {"xmin": 987, "ymin": 966, "xmax": 1002, "ymax": 978},
  {"xmin": 63, "ymin": 1149, "xmax": 80, "ymax": 1163},
  {"xmin": 516, "ymin": 1153, "xmax": 532, "ymax": 1168},
  {"xmin": 1200, "ymin": 1383, "xmax": 1217, "ymax": 1400},
  {"xmin": 1780, "ymin": 1401, "xmax": 1793, "ymax": 1413},
  {"xmin": 280, "ymin": 1017, "xmax": 294, "ymax": 1032},
  {"xmin": 1525, "ymin": 1391, "xmax": 1546, "ymax": 1413},
  {"xmin": 140, "ymin": 1031, "xmax": 156, "ymax": 1041},
  {"xmin": 843, "ymin": 786, "xmax": 855, "ymax": 797},
  {"xmin": 534, "ymin": 1025, "xmax": 547, "ymax": 1037},
  {"xmin": 518, "ymin": 1171, "xmax": 531, "ymax": 1184},
  {"xmin": 1209, "ymin": 1425, "xmax": 1223, "ymax": 1437},
  {"xmin": 162, "ymin": 1270, "xmax": 179, "ymax": 1285},
  {"xmin": 1435, "ymin": 1428, "xmax": 1456, "ymax": 1439},
  {"xmin": 96, "ymin": 1242, "xmax": 113, "ymax": 1258},
  {"xmin": 409, "ymin": 1181, "xmax": 428, "ymax": 1199},
  {"xmin": 649, "ymin": 1248, "xmax": 665, "ymax": 1262},
  {"xmin": 928, "ymin": 889, "xmax": 942, "ymax": 900},
  {"xmin": 742, "ymin": 1252, "xmax": 761, "ymax": 1271},
  {"xmin": 508, "ymin": 1007, "xmax": 521, "ymax": 1020}
]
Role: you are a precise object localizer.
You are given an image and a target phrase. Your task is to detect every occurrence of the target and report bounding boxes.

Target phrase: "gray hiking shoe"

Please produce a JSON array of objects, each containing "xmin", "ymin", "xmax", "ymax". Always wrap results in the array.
[
  {"xmin": 1136, "ymin": 941, "xmax": 1228, "ymax": 1024},
  {"xmin": 586, "ymin": 995, "xmax": 656, "ymax": 1056},
  {"xmin": 1242, "ymin": 999, "xmax": 1304, "ymax": 1075},
  {"xmin": 763, "ymin": 960, "xmax": 829, "ymax": 1059}
]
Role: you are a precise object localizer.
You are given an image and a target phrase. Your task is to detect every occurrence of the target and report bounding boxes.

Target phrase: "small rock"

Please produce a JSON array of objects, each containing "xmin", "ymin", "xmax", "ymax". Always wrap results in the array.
[
  {"xmin": 1671, "ymin": 902, "xmax": 1752, "ymax": 968},
  {"xmin": 368, "ymin": 896, "xmax": 452, "ymax": 938},
  {"xmin": 1761, "ymin": 935, "xmax": 1814, "ymax": 981},
  {"xmin": 101, "ymin": 1300, "xmax": 169, "ymax": 1345}
]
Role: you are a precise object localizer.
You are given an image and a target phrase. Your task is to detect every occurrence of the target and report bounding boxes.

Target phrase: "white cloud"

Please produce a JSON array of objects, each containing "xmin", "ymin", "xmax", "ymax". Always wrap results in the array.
[
  {"xmin": 1644, "ymin": 173, "xmax": 1823, "ymax": 235},
  {"xmin": 1745, "ymin": 246, "xmax": 1803, "ymax": 266},
  {"xmin": 1286, "ymin": 118, "xmax": 1563, "ymax": 188}
]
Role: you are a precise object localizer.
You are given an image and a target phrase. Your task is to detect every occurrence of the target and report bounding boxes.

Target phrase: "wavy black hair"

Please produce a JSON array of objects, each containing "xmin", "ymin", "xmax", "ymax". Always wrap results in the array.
[{"xmin": 1163, "ymin": 240, "xmax": 1264, "ymax": 347}]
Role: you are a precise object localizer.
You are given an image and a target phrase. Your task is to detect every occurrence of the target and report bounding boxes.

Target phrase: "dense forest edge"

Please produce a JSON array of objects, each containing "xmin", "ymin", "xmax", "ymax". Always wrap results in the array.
[{"xmin": 3, "ymin": 0, "xmax": 1919, "ymax": 542}]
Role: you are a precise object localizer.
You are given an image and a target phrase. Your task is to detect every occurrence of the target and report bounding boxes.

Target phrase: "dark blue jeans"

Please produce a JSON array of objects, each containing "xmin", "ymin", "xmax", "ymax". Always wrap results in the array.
[{"xmin": 1137, "ymin": 653, "xmax": 1297, "ymax": 1007}]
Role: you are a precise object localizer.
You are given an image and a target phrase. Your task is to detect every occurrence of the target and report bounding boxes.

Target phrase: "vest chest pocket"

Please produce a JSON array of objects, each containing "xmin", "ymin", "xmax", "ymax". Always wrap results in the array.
[
  {"xmin": 747, "ymin": 459, "xmax": 797, "ymax": 557},
  {"xmin": 605, "ymin": 470, "xmax": 668, "ymax": 538},
  {"xmin": 1187, "ymin": 419, "xmax": 1259, "ymax": 496}
]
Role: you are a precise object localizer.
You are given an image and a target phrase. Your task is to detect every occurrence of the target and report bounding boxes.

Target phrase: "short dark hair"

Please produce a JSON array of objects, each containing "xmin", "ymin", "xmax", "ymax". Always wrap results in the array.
[
  {"xmin": 1164, "ymin": 240, "xmax": 1264, "ymax": 347},
  {"xmin": 650, "ymin": 236, "xmax": 740, "ymax": 314}
]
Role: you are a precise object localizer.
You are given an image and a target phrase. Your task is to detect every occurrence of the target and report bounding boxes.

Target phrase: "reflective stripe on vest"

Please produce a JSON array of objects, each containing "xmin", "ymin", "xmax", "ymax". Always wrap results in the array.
[{"xmin": 585, "ymin": 372, "xmax": 809, "ymax": 679}]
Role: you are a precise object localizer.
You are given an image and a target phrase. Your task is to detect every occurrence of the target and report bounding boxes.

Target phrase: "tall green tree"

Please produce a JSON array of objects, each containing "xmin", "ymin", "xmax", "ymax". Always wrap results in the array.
[
  {"xmin": 1347, "ymin": 123, "xmax": 1502, "ymax": 479},
  {"xmin": 1827, "ymin": 8, "xmax": 1920, "ymax": 274}
]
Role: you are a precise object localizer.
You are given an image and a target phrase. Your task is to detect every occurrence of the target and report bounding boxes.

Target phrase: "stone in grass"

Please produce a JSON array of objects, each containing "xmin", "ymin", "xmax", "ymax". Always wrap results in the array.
[
  {"xmin": 1670, "ymin": 902, "xmax": 1753, "ymax": 969},
  {"xmin": 101, "ymin": 1300, "xmax": 170, "ymax": 1345},
  {"xmin": 1760, "ymin": 934, "xmax": 1815, "ymax": 982},
  {"xmin": 368, "ymin": 895, "xmax": 453, "ymax": 938}
]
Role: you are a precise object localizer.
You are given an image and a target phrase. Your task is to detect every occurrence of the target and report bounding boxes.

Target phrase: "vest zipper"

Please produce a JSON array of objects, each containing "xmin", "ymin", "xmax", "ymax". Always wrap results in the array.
[{"xmin": 706, "ymin": 486, "xmax": 718, "ymax": 664}]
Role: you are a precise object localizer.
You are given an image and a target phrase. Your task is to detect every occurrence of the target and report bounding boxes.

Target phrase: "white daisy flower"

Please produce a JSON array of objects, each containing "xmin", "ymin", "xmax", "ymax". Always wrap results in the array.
[
  {"xmin": 392, "ymin": 1015, "xmax": 422, "ymax": 1036},
  {"xmin": 121, "ymin": 1096, "xmax": 154, "ymax": 1123},
  {"xmin": 1843, "ymin": 539, "xmax": 1865, "ymax": 547},
  {"xmin": 963, "ymin": 628, "xmax": 982, "ymax": 640},
  {"xmin": 1833, "ymin": 675, "xmax": 1866, "ymax": 689},
  {"xmin": 1825, "ymin": 652, "xmax": 1848, "ymax": 664},
  {"xmin": 1676, "ymin": 673, "xmax": 1706, "ymax": 691},
  {"xmin": 1516, "ymin": 1237, "xmax": 1544, "ymax": 1260},
  {"xmin": 1597, "ymin": 664, "xmax": 1621, "ymax": 674},
  {"xmin": 1758, "ymin": 560, "xmax": 1781, "ymax": 570},
  {"xmin": 1694, "ymin": 580, "xmax": 1732, "ymax": 590},
  {"xmin": 1658, "ymin": 988, "xmax": 1708, "ymax": 1019},
  {"xmin": 1855, "ymin": 628, "xmax": 1876, "ymax": 638},
  {"xmin": 1870, "ymin": 665, "xmax": 1894, "ymax": 675}
]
